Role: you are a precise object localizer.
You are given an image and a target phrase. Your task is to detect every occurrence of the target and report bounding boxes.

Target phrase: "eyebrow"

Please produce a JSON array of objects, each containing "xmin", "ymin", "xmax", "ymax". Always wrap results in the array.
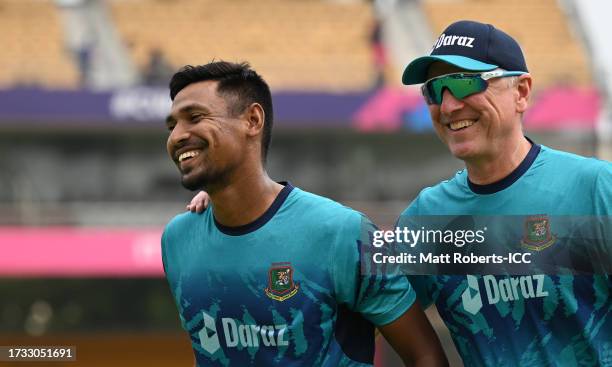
[{"xmin": 165, "ymin": 103, "xmax": 211, "ymax": 125}]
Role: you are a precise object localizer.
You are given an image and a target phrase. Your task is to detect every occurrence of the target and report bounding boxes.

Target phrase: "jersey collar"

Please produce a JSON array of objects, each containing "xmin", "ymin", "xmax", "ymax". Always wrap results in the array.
[
  {"xmin": 214, "ymin": 182, "xmax": 294, "ymax": 236},
  {"xmin": 467, "ymin": 137, "xmax": 541, "ymax": 195}
]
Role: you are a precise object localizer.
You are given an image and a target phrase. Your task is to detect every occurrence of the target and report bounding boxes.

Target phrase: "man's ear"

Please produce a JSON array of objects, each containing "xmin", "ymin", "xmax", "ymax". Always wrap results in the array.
[
  {"xmin": 244, "ymin": 102, "xmax": 265, "ymax": 137},
  {"xmin": 516, "ymin": 73, "xmax": 532, "ymax": 113}
]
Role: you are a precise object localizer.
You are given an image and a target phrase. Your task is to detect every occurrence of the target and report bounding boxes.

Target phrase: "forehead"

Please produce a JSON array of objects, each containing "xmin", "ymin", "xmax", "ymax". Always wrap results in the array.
[
  {"xmin": 171, "ymin": 80, "xmax": 227, "ymax": 112},
  {"xmin": 426, "ymin": 62, "xmax": 471, "ymax": 80}
]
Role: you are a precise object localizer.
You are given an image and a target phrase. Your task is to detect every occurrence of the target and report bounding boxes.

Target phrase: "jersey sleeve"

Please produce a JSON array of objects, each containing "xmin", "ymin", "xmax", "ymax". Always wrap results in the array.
[
  {"xmin": 401, "ymin": 198, "xmax": 439, "ymax": 309},
  {"xmin": 161, "ymin": 225, "xmax": 188, "ymax": 331},
  {"xmin": 332, "ymin": 213, "xmax": 416, "ymax": 326},
  {"xmin": 593, "ymin": 161, "xmax": 612, "ymax": 215},
  {"xmin": 406, "ymin": 275, "xmax": 438, "ymax": 309},
  {"xmin": 161, "ymin": 228, "xmax": 169, "ymax": 274}
]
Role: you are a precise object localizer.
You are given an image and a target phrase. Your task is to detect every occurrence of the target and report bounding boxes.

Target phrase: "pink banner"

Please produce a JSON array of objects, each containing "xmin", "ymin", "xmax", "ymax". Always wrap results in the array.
[
  {"xmin": 525, "ymin": 86, "xmax": 600, "ymax": 130},
  {"xmin": 353, "ymin": 87, "xmax": 423, "ymax": 131},
  {"xmin": 0, "ymin": 227, "xmax": 164, "ymax": 277}
]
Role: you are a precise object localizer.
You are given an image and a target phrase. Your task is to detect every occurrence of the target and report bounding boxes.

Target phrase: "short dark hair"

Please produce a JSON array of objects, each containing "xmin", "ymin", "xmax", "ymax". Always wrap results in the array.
[{"xmin": 169, "ymin": 61, "xmax": 274, "ymax": 161}]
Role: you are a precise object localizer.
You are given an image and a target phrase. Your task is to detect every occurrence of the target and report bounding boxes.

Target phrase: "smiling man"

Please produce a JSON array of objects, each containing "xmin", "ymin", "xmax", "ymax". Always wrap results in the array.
[
  {"xmin": 401, "ymin": 20, "xmax": 612, "ymax": 366},
  {"xmin": 161, "ymin": 61, "xmax": 447, "ymax": 366}
]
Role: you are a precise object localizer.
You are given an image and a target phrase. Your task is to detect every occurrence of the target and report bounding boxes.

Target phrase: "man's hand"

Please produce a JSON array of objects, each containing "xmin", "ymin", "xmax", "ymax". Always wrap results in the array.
[
  {"xmin": 378, "ymin": 301, "xmax": 448, "ymax": 366},
  {"xmin": 186, "ymin": 191, "xmax": 210, "ymax": 213}
]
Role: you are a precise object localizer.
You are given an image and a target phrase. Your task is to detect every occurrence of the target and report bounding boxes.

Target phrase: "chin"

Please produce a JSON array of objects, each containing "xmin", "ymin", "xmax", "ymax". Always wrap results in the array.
[
  {"xmin": 180, "ymin": 168, "xmax": 228, "ymax": 192},
  {"xmin": 448, "ymin": 143, "xmax": 479, "ymax": 161},
  {"xmin": 180, "ymin": 170, "xmax": 209, "ymax": 191},
  {"xmin": 181, "ymin": 177, "xmax": 204, "ymax": 191}
]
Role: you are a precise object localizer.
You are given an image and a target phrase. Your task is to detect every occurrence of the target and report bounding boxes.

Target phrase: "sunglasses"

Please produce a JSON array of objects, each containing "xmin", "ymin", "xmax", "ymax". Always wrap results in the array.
[{"xmin": 421, "ymin": 70, "xmax": 526, "ymax": 105}]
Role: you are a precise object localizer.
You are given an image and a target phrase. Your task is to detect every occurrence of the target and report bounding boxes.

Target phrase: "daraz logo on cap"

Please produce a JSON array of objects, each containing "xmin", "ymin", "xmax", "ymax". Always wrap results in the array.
[
  {"xmin": 402, "ymin": 20, "xmax": 528, "ymax": 85},
  {"xmin": 432, "ymin": 33, "xmax": 475, "ymax": 51}
]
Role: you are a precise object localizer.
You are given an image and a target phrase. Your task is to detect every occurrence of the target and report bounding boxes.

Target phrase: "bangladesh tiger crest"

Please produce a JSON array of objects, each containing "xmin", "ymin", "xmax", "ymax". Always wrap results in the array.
[
  {"xmin": 265, "ymin": 262, "xmax": 299, "ymax": 301},
  {"xmin": 521, "ymin": 215, "xmax": 556, "ymax": 251}
]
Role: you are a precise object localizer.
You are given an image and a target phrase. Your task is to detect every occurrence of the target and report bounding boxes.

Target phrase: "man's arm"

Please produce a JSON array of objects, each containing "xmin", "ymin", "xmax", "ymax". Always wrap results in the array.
[
  {"xmin": 342, "ymin": 216, "xmax": 447, "ymax": 366},
  {"xmin": 378, "ymin": 301, "xmax": 448, "ymax": 367}
]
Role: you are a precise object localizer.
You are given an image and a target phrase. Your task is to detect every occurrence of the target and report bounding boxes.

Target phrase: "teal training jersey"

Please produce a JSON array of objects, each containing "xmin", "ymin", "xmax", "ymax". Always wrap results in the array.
[
  {"xmin": 162, "ymin": 184, "xmax": 415, "ymax": 366},
  {"xmin": 404, "ymin": 143, "xmax": 612, "ymax": 366}
]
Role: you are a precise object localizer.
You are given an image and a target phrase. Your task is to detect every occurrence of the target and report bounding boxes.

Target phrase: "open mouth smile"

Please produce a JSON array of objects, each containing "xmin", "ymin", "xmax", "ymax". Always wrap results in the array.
[
  {"xmin": 178, "ymin": 150, "xmax": 201, "ymax": 162},
  {"xmin": 448, "ymin": 119, "xmax": 476, "ymax": 131}
]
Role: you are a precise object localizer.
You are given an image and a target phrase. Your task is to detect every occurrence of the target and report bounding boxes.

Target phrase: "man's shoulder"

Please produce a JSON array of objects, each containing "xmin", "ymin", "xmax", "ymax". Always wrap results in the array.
[
  {"xmin": 288, "ymin": 188, "xmax": 368, "ymax": 233},
  {"xmin": 291, "ymin": 188, "xmax": 363, "ymax": 219},
  {"xmin": 163, "ymin": 209, "xmax": 209, "ymax": 236},
  {"xmin": 422, "ymin": 170, "xmax": 466, "ymax": 196},
  {"xmin": 403, "ymin": 170, "xmax": 467, "ymax": 215},
  {"xmin": 540, "ymin": 145, "xmax": 605, "ymax": 164},
  {"xmin": 539, "ymin": 145, "xmax": 611, "ymax": 178}
]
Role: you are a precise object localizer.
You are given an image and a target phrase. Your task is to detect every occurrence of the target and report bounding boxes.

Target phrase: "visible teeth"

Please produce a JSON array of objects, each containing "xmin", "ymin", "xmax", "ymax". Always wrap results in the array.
[
  {"xmin": 449, "ymin": 120, "xmax": 475, "ymax": 131},
  {"xmin": 178, "ymin": 150, "xmax": 200, "ymax": 162}
]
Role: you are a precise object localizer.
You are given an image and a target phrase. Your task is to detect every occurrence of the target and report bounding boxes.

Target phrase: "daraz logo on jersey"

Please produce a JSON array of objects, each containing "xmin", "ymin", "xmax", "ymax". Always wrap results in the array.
[
  {"xmin": 461, "ymin": 275, "xmax": 549, "ymax": 315},
  {"xmin": 198, "ymin": 311, "xmax": 289, "ymax": 355}
]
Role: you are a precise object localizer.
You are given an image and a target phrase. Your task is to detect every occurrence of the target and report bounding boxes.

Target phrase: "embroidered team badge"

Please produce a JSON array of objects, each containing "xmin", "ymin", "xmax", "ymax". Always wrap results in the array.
[
  {"xmin": 521, "ymin": 215, "xmax": 556, "ymax": 251},
  {"xmin": 265, "ymin": 262, "xmax": 299, "ymax": 301}
]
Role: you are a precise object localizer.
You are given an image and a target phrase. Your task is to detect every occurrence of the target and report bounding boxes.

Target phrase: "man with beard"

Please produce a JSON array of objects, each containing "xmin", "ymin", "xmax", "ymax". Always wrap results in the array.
[{"xmin": 162, "ymin": 61, "xmax": 447, "ymax": 366}]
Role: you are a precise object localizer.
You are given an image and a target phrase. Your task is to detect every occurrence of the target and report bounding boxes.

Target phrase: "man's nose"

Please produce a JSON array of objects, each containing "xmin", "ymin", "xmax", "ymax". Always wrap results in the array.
[
  {"xmin": 168, "ymin": 121, "xmax": 190, "ymax": 146},
  {"xmin": 440, "ymin": 88, "xmax": 465, "ymax": 115}
]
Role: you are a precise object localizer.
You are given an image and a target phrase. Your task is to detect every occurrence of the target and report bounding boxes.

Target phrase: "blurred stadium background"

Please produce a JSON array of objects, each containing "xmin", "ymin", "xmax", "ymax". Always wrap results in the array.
[{"xmin": 0, "ymin": 0, "xmax": 610, "ymax": 365}]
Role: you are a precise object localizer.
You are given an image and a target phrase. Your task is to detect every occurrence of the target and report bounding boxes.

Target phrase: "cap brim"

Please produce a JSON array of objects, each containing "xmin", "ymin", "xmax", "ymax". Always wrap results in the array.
[{"xmin": 402, "ymin": 55, "xmax": 498, "ymax": 85}]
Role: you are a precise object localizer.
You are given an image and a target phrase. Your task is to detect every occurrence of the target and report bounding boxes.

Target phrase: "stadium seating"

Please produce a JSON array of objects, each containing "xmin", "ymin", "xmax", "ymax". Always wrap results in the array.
[
  {"xmin": 0, "ymin": 0, "xmax": 591, "ymax": 92},
  {"xmin": 0, "ymin": 0, "xmax": 79, "ymax": 88},
  {"xmin": 109, "ymin": 0, "xmax": 376, "ymax": 92},
  {"xmin": 422, "ymin": 0, "xmax": 592, "ymax": 89}
]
